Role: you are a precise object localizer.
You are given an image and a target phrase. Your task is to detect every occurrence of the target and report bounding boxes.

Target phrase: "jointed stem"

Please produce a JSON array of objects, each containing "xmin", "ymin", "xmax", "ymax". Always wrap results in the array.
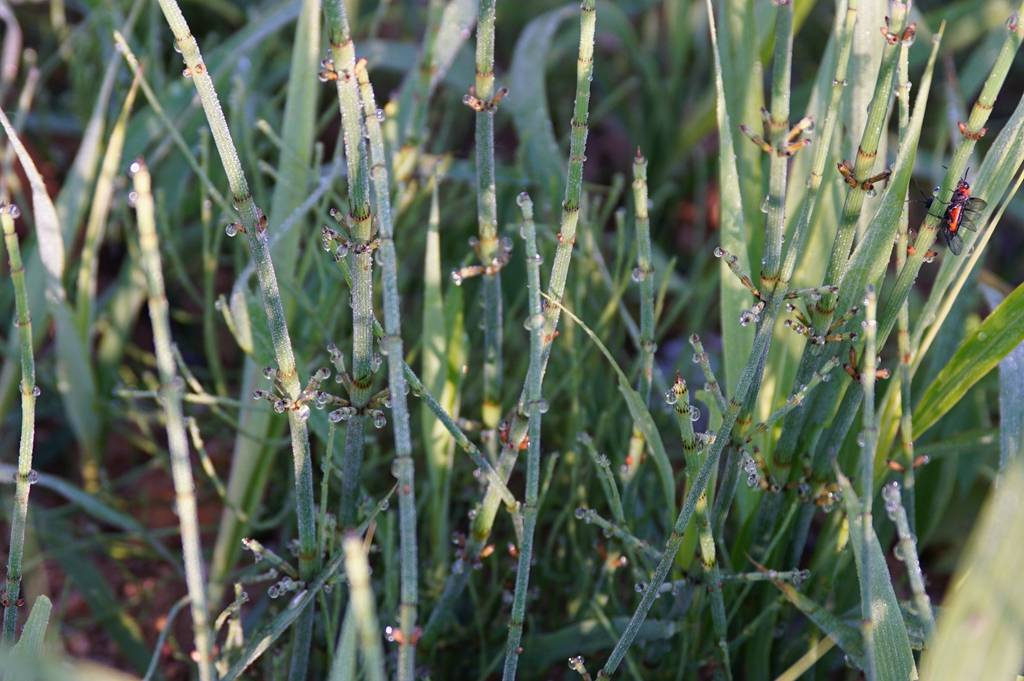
[
  {"xmin": 1, "ymin": 205, "xmax": 36, "ymax": 646},
  {"xmin": 422, "ymin": 0, "xmax": 597, "ymax": 644},
  {"xmin": 501, "ymin": 194, "xmax": 544, "ymax": 681},
  {"xmin": 671, "ymin": 376, "xmax": 731, "ymax": 680},
  {"xmin": 354, "ymin": 57, "xmax": 420, "ymax": 680},
  {"xmin": 324, "ymin": 0, "xmax": 376, "ymax": 531},
  {"xmin": 813, "ymin": 4, "xmax": 906, "ymax": 324},
  {"xmin": 474, "ymin": 0, "xmax": 504, "ymax": 465},
  {"xmin": 858, "ymin": 286, "xmax": 879, "ymax": 681},
  {"xmin": 154, "ymin": 2, "xmax": 319, "ymax": 674},
  {"xmin": 130, "ymin": 163, "xmax": 215, "ymax": 681}
]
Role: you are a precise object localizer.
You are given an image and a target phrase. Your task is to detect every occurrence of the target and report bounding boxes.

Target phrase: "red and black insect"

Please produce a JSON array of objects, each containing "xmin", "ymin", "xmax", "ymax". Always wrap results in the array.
[{"xmin": 935, "ymin": 170, "xmax": 987, "ymax": 255}]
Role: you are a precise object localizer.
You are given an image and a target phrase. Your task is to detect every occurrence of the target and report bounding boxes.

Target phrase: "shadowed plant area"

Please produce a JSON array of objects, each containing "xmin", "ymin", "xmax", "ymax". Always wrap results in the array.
[{"xmin": 3, "ymin": 0, "xmax": 1024, "ymax": 679}]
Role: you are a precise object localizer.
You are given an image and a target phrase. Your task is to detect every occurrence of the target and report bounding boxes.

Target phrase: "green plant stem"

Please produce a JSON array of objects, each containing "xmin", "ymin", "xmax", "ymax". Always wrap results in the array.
[
  {"xmin": 771, "ymin": 0, "xmax": 856, "ymax": 470},
  {"xmin": 422, "ymin": 0, "xmax": 597, "ymax": 644},
  {"xmin": 574, "ymin": 507, "xmax": 661, "ymax": 563},
  {"xmin": 624, "ymin": 151, "xmax": 655, "ymax": 479},
  {"xmin": 130, "ymin": 161, "xmax": 215, "ymax": 681},
  {"xmin": 1, "ymin": 205, "xmax": 36, "ymax": 646},
  {"xmin": 761, "ymin": 0, "xmax": 794, "ymax": 287},
  {"xmin": 501, "ymin": 193, "xmax": 544, "ymax": 681},
  {"xmin": 331, "ymin": 247, "xmax": 517, "ymax": 507},
  {"xmin": 474, "ymin": 0, "xmax": 504, "ymax": 464},
  {"xmin": 671, "ymin": 375, "xmax": 731, "ymax": 680},
  {"xmin": 881, "ymin": 482, "xmax": 934, "ymax": 637},
  {"xmin": 857, "ymin": 285, "xmax": 879, "ymax": 681},
  {"xmin": 324, "ymin": 0, "xmax": 376, "ymax": 532},
  {"xmin": 689, "ymin": 334, "xmax": 727, "ymax": 414},
  {"xmin": 354, "ymin": 59, "xmax": 419, "ymax": 681},
  {"xmin": 633, "ymin": 151, "xmax": 655, "ymax": 401},
  {"xmin": 153, "ymin": 2, "xmax": 319, "ymax": 675},
  {"xmin": 813, "ymin": 3, "xmax": 906, "ymax": 324},
  {"xmin": 894, "ymin": 35, "xmax": 916, "ymax": 532},
  {"xmin": 578, "ymin": 432, "xmax": 625, "ymax": 525}
]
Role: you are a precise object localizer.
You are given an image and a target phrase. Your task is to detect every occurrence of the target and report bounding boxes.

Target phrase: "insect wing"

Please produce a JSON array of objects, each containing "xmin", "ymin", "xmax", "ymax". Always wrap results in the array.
[
  {"xmin": 945, "ymin": 230, "xmax": 963, "ymax": 255},
  {"xmin": 959, "ymin": 198, "xmax": 987, "ymax": 232}
]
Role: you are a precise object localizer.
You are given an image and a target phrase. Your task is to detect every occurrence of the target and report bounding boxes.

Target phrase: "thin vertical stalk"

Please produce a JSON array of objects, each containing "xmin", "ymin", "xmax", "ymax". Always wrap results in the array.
[
  {"xmin": 355, "ymin": 59, "xmax": 419, "ymax": 681},
  {"xmin": 624, "ymin": 151, "xmax": 655, "ymax": 477},
  {"xmin": 324, "ymin": 0, "xmax": 376, "ymax": 532},
  {"xmin": 1, "ymin": 204, "xmax": 36, "ymax": 646},
  {"xmin": 130, "ymin": 161, "xmax": 215, "ymax": 681},
  {"xmin": 670, "ymin": 376, "xmax": 731, "ymax": 680},
  {"xmin": 813, "ymin": 2, "xmax": 907, "ymax": 324},
  {"xmin": 474, "ymin": 0, "xmax": 504, "ymax": 463},
  {"xmin": 858, "ymin": 285, "xmax": 879, "ymax": 681},
  {"xmin": 893, "ymin": 35, "xmax": 917, "ymax": 532},
  {"xmin": 422, "ymin": 0, "xmax": 597, "ymax": 644},
  {"xmin": 771, "ymin": 0, "xmax": 857, "ymax": 470},
  {"xmin": 760, "ymin": 0, "xmax": 794, "ymax": 287},
  {"xmin": 153, "ymin": 1, "xmax": 318, "ymax": 674},
  {"xmin": 501, "ymin": 194, "xmax": 544, "ymax": 681},
  {"xmin": 881, "ymin": 482, "xmax": 934, "ymax": 636},
  {"xmin": 633, "ymin": 154, "xmax": 654, "ymax": 398},
  {"xmin": 335, "ymin": 534, "xmax": 386, "ymax": 681}
]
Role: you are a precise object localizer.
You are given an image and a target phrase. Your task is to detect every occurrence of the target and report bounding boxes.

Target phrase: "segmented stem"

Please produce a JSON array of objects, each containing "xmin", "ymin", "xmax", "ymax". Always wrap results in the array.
[
  {"xmin": 153, "ymin": 3, "xmax": 319, "ymax": 675},
  {"xmin": 671, "ymin": 376, "xmax": 731, "ymax": 680},
  {"xmin": 354, "ymin": 58, "xmax": 419, "ymax": 680},
  {"xmin": 858, "ymin": 285, "xmax": 879, "ymax": 681},
  {"xmin": 814, "ymin": 3, "xmax": 906, "ymax": 323},
  {"xmin": 1, "ymin": 205, "xmax": 36, "ymax": 646},
  {"xmin": 761, "ymin": 0, "xmax": 794, "ymax": 286},
  {"xmin": 501, "ymin": 193, "xmax": 544, "ymax": 681},
  {"xmin": 474, "ymin": 0, "xmax": 504, "ymax": 460},
  {"xmin": 324, "ymin": 0, "xmax": 375, "ymax": 530},
  {"xmin": 422, "ymin": 0, "xmax": 597, "ymax": 643},
  {"xmin": 131, "ymin": 163, "xmax": 215, "ymax": 681}
]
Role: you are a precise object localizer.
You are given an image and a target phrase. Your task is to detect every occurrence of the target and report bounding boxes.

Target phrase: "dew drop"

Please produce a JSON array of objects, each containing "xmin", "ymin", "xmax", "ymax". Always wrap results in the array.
[
  {"xmin": 31, "ymin": 385, "xmax": 41, "ymax": 398},
  {"xmin": 631, "ymin": 266, "xmax": 646, "ymax": 283},
  {"xmin": 372, "ymin": 410, "xmax": 387, "ymax": 429},
  {"xmin": 760, "ymin": 195, "xmax": 770, "ymax": 213},
  {"xmin": 664, "ymin": 390, "xmax": 678, "ymax": 406},
  {"xmin": 689, "ymin": 405, "xmax": 701, "ymax": 422},
  {"xmin": 451, "ymin": 270, "xmax": 464, "ymax": 286},
  {"xmin": 225, "ymin": 222, "xmax": 239, "ymax": 237}
]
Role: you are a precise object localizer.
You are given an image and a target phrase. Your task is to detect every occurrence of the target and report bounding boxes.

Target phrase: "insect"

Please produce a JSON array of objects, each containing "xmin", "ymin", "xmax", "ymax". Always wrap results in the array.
[{"xmin": 935, "ymin": 170, "xmax": 987, "ymax": 255}]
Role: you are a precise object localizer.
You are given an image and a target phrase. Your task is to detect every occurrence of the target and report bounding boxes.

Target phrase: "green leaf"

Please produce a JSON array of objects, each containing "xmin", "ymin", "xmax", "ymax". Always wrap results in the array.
[
  {"xmin": 836, "ymin": 473, "xmax": 917, "ymax": 681},
  {"xmin": 914, "ymin": 280, "xmax": 1024, "ymax": 437},
  {"xmin": 707, "ymin": 0, "xmax": 753, "ymax": 395},
  {"xmin": 11, "ymin": 596, "xmax": 52, "ymax": 658},
  {"xmin": 920, "ymin": 461, "xmax": 1024, "ymax": 681}
]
